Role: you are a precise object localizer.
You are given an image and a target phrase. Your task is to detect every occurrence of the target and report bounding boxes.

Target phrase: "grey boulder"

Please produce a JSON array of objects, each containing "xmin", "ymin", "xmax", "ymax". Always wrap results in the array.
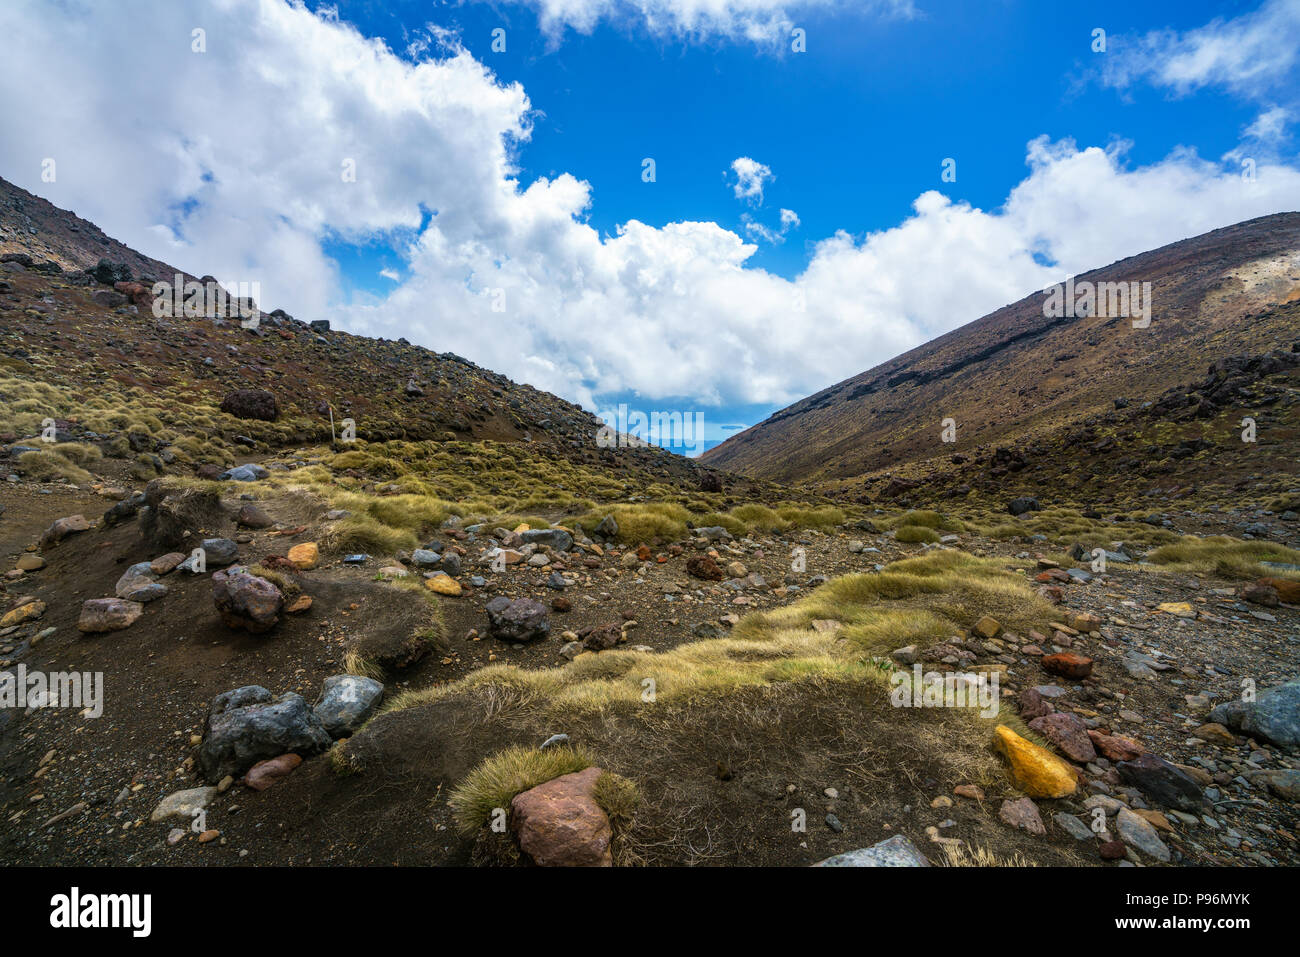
[
  {"xmin": 313, "ymin": 675, "xmax": 385, "ymax": 739},
  {"xmin": 198, "ymin": 688, "xmax": 331, "ymax": 782}
]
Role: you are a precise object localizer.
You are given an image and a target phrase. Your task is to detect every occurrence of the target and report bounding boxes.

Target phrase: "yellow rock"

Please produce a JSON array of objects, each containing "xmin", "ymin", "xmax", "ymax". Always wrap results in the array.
[
  {"xmin": 513, "ymin": 523, "xmax": 530, "ymax": 533},
  {"xmin": 1, "ymin": 600, "xmax": 46, "ymax": 628},
  {"xmin": 974, "ymin": 615, "xmax": 1001, "ymax": 639},
  {"xmin": 1157, "ymin": 601, "xmax": 1194, "ymax": 619},
  {"xmin": 993, "ymin": 725, "xmax": 1078, "ymax": 798},
  {"xmin": 425, "ymin": 575, "xmax": 462, "ymax": 596},
  {"xmin": 287, "ymin": 542, "xmax": 319, "ymax": 570}
]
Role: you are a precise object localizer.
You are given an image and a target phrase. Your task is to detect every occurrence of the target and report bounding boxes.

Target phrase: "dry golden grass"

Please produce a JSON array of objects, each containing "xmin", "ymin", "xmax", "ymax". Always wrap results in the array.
[{"xmin": 940, "ymin": 841, "xmax": 1039, "ymax": 867}]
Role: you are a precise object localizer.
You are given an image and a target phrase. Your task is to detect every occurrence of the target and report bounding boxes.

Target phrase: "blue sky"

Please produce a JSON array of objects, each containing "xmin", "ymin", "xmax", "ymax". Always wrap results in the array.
[
  {"xmin": 4, "ymin": 0, "xmax": 1299, "ymax": 454},
  {"xmin": 326, "ymin": 0, "xmax": 1265, "ymax": 287}
]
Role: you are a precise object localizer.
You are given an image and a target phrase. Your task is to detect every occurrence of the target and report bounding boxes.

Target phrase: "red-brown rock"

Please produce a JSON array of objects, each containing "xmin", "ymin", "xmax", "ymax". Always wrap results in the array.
[
  {"xmin": 1042, "ymin": 652, "xmax": 1093, "ymax": 680},
  {"xmin": 1088, "ymin": 730, "xmax": 1146, "ymax": 762},
  {"xmin": 243, "ymin": 753, "xmax": 302, "ymax": 791},
  {"xmin": 510, "ymin": 766, "xmax": 612, "ymax": 867},
  {"xmin": 1028, "ymin": 711, "xmax": 1098, "ymax": 763}
]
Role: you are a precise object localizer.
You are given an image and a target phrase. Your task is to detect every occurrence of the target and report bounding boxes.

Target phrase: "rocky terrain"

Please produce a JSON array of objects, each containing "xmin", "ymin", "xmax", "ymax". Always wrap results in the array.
[{"xmin": 1, "ymin": 182, "xmax": 1297, "ymax": 868}]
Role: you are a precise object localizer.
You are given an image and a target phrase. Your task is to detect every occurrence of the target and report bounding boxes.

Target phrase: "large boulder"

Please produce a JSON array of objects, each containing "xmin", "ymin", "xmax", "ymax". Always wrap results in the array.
[
  {"xmin": 219, "ymin": 389, "xmax": 279, "ymax": 422},
  {"xmin": 1007, "ymin": 497, "xmax": 1040, "ymax": 516},
  {"xmin": 198, "ymin": 687, "xmax": 331, "ymax": 782},
  {"xmin": 212, "ymin": 568, "xmax": 284, "ymax": 633},
  {"xmin": 313, "ymin": 675, "xmax": 385, "ymax": 739},
  {"xmin": 510, "ymin": 767, "xmax": 612, "ymax": 867},
  {"xmin": 1208, "ymin": 677, "xmax": 1300, "ymax": 750},
  {"xmin": 485, "ymin": 596, "xmax": 550, "ymax": 643}
]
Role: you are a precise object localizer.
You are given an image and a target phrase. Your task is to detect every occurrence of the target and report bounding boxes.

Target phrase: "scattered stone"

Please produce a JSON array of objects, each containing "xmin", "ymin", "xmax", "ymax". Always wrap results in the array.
[
  {"xmin": 235, "ymin": 503, "xmax": 274, "ymax": 528},
  {"xmin": 1208, "ymin": 677, "xmax": 1300, "ymax": 750},
  {"xmin": 149, "ymin": 786, "xmax": 217, "ymax": 823},
  {"xmin": 1041, "ymin": 652, "xmax": 1093, "ymax": 680},
  {"xmin": 212, "ymin": 568, "xmax": 283, "ymax": 633},
  {"xmin": 198, "ymin": 687, "xmax": 331, "ymax": 781},
  {"xmin": 218, "ymin": 463, "xmax": 270, "ymax": 482},
  {"xmin": 219, "ymin": 389, "xmax": 278, "ymax": 421},
  {"xmin": 2, "ymin": 599, "xmax": 46, "ymax": 628},
  {"xmin": 685, "ymin": 554, "xmax": 724, "ymax": 581},
  {"xmin": 76, "ymin": 598, "xmax": 143, "ymax": 633},
  {"xmin": 313, "ymin": 675, "xmax": 385, "ymax": 738},
  {"xmin": 39, "ymin": 514, "xmax": 90, "ymax": 547},
  {"xmin": 485, "ymin": 596, "xmax": 550, "ymax": 643},
  {"xmin": 1117, "ymin": 753, "xmax": 1206, "ymax": 812},
  {"xmin": 999, "ymin": 797, "xmax": 1046, "ymax": 835},
  {"xmin": 1116, "ymin": 807, "xmax": 1170, "ymax": 862},
  {"xmin": 1028, "ymin": 712, "xmax": 1098, "ymax": 762},
  {"xmin": 287, "ymin": 542, "xmax": 319, "ymax": 570},
  {"xmin": 243, "ymin": 753, "xmax": 303, "ymax": 791},
  {"xmin": 114, "ymin": 562, "xmax": 167, "ymax": 602}
]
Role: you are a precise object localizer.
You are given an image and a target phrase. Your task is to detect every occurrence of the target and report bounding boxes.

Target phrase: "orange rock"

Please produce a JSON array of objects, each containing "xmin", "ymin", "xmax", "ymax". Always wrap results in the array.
[
  {"xmin": 993, "ymin": 725, "xmax": 1078, "ymax": 798},
  {"xmin": 287, "ymin": 542, "xmax": 319, "ymax": 570}
]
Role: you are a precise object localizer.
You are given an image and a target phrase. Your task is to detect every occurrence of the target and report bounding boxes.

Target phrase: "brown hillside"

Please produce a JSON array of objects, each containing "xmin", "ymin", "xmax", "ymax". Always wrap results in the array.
[{"xmin": 702, "ymin": 214, "xmax": 1300, "ymax": 500}]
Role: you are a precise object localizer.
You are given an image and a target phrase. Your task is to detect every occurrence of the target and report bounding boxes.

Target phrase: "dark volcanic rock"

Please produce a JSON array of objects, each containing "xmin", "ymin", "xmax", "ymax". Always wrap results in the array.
[
  {"xmin": 198, "ymin": 688, "xmax": 330, "ymax": 782},
  {"xmin": 484, "ymin": 596, "xmax": 550, "ymax": 642},
  {"xmin": 220, "ymin": 389, "xmax": 279, "ymax": 421},
  {"xmin": 212, "ymin": 568, "xmax": 284, "ymax": 633},
  {"xmin": 1117, "ymin": 753, "xmax": 1206, "ymax": 812},
  {"xmin": 1008, "ymin": 496, "xmax": 1040, "ymax": 516}
]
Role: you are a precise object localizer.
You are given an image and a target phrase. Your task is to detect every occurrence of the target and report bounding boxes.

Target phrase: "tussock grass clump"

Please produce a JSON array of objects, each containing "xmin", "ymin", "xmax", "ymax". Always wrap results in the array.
[
  {"xmin": 1148, "ymin": 536, "xmax": 1300, "ymax": 580},
  {"xmin": 575, "ymin": 503, "xmax": 692, "ymax": 543},
  {"xmin": 734, "ymin": 550, "xmax": 1057, "ymax": 655},
  {"xmin": 50, "ymin": 442, "xmax": 102, "ymax": 466},
  {"xmin": 343, "ymin": 650, "xmax": 385, "ymax": 681},
  {"xmin": 325, "ymin": 514, "xmax": 418, "ymax": 555},
  {"xmin": 895, "ymin": 524, "xmax": 942, "ymax": 544},
  {"xmin": 16, "ymin": 449, "xmax": 92, "ymax": 483},
  {"xmin": 248, "ymin": 564, "xmax": 301, "ymax": 599},
  {"xmin": 449, "ymin": 744, "xmax": 595, "ymax": 834},
  {"xmin": 776, "ymin": 505, "xmax": 846, "ymax": 529}
]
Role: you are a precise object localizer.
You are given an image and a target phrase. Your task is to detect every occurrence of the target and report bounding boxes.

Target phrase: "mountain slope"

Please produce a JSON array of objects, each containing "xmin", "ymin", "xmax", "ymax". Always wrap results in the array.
[
  {"xmin": 0, "ymin": 175, "xmax": 763, "ymax": 499},
  {"xmin": 702, "ymin": 214, "xmax": 1300, "ymax": 504}
]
